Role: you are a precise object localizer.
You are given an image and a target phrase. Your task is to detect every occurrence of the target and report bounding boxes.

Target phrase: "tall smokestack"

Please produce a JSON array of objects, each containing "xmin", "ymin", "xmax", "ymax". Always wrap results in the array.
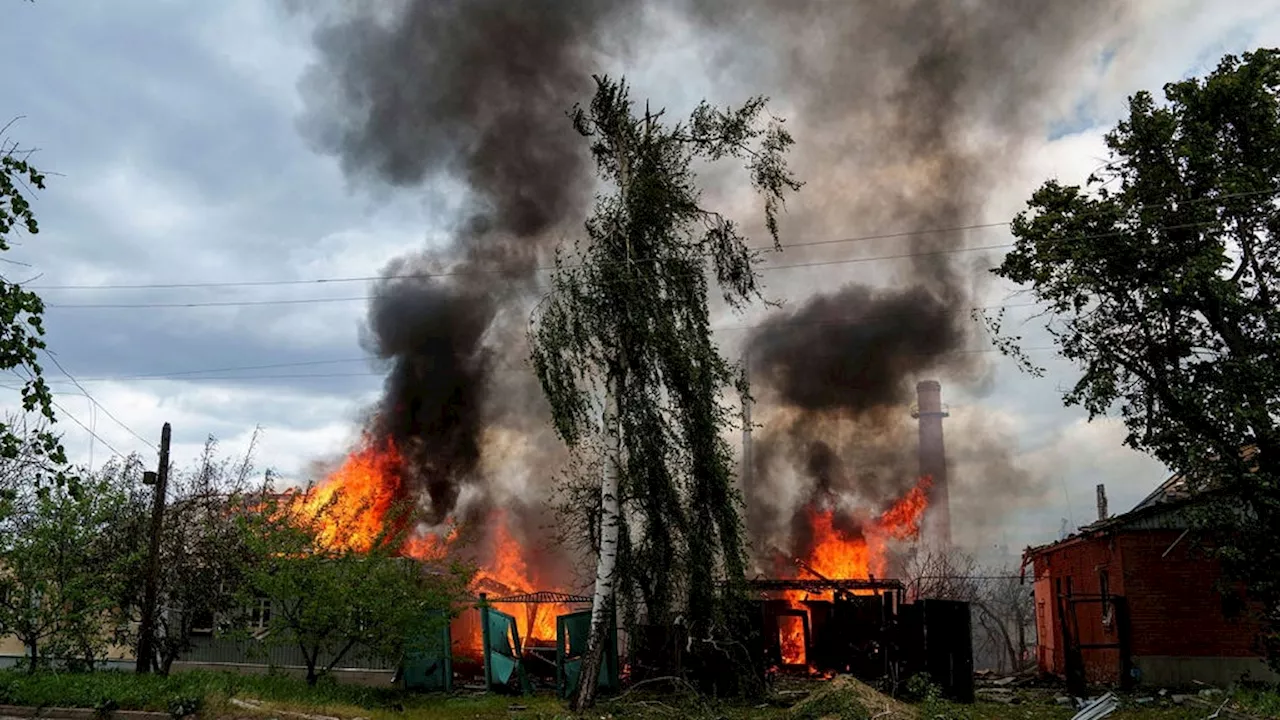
[{"xmin": 913, "ymin": 380, "xmax": 950, "ymax": 546}]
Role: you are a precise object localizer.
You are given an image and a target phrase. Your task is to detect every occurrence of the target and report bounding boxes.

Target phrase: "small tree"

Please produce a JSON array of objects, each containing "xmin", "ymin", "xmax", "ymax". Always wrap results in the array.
[
  {"xmin": 982, "ymin": 47, "xmax": 1280, "ymax": 665},
  {"xmin": 0, "ymin": 457, "xmax": 143, "ymax": 671},
  {"xmin": 242, "ymin": 489, "xmax": 464, "ymax": 686},
  {"xmin": 0, "ymin": 125, "xmax": 66, "ymax": 485},
  {"xmin": 530, "ymin": 75, "xmax": 800, "ymax": 708}
]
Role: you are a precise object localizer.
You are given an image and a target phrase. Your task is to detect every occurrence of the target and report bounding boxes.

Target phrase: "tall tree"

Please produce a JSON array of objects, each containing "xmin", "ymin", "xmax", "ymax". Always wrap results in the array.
[
  {"xmin": 982, "ymin": 48, "xmax": 1280, "ymax": 665},
  {"xmin": 530, "ymin": 76, "xmax": 800, "ymax": 708},
  {"xmin": 0, "ymin": 125, "xmax": 64, "ymax": 485}
]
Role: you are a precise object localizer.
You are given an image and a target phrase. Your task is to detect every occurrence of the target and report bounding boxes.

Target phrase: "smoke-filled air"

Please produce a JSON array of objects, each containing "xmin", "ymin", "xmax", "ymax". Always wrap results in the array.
[{"xmin": 284, "ymin": 0, "xmax": 1132, "ymax": 608}]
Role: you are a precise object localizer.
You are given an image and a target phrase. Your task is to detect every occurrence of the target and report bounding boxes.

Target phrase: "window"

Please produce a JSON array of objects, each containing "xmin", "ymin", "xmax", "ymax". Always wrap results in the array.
[
  {"xmin": 248, "ymin": 598, "xmax": 271, "ymax": 633},
  {"xmin": 1222, "ymin": 588, "xmax": 1246, "ymax": 621},
  {"xmin": 189, "ymin": 609, "xmax": 215, "ymax": 636}
]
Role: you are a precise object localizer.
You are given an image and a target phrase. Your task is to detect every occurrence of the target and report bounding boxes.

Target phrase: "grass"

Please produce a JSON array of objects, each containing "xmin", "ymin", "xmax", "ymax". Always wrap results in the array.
[{"xmin": 0, "ymin": 670, "xmax": 1274, "ymax": 720}]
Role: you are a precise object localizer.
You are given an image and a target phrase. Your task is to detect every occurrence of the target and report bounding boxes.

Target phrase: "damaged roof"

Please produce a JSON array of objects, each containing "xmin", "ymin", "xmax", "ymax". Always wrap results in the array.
[{"xmin": 1023, "ymin": 445, "xmax": 1257, "ymax": 560}]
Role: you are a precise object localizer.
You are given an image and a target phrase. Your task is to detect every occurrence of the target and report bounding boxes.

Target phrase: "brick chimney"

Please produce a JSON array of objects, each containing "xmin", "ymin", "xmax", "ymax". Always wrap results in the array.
[
  {"xmin": 1096, "ymin": 484, "xmax": 1108, "ymax": 522},
  {"xmin": 913, "ymin": 380, "xmax": 950, "ymax": 546}
]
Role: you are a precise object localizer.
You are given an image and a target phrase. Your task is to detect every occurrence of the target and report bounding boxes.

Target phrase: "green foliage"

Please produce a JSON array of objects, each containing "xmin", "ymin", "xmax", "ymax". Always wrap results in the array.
[
  {"xmin": 530, "ymin": 75, "xmax": 800, "ymax": 640},
  {"xmin": 0, "ymin": 126, "xmax": 65, "ymax": 484},
  {"xmin": 241, "ymin": 490, "xmax": 468, "ymax": 686},
  {"xmin": 986, "ymin": 48, "xmax": 1280, "ymax": 667},
  {"xmin": 0, "ymin": 457, "xmax": 147, "ymax": 672},
  {"xmin": 138, "ymin": 435, "xmax": 264, "ymax": 675},
  {"xmin": 902, "ymin": 673, "xmax": 941, "ymax": 703},
  {"xmin": 165, "ymin": 694, "xmax": 200, "ymax": 719}
]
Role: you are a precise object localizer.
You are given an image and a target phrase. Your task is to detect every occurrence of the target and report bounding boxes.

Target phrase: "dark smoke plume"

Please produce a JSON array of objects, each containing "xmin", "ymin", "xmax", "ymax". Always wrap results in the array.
[
  {"xmin": 726, "ymin": 0, "xmax": 1129, "ymax": 555},
  {"xmin": 292, "ymin": 0, "xmax": 1128, "ymax": 558},
  {"xmin": 294, "ymin": 0, "xmax": 643, "ymax": 523}
]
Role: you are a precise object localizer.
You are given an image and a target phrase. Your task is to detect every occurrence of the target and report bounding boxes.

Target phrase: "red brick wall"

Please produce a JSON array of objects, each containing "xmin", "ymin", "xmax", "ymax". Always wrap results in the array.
[
  {"xmin": 1031, "ymin": 536, "xmax": 1125, "ymax": 682},
  {"xmin": 1033, "ymin": 528, "xmax": 1265, "ymax": 684},
  {"xmin": 1118, "ymin": 531, "xmax": 1261, "ymax": 658}
]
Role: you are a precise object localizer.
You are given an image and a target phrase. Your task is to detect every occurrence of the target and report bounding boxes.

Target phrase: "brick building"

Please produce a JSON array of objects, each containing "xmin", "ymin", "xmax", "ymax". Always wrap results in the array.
[{"xmin": 1024, "ymin": 469, "xmax": 1277, "ymax": 688}]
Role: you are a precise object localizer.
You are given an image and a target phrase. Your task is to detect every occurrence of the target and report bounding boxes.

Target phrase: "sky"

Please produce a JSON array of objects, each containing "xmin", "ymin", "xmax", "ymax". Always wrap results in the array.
[{"xmin": 2, "ymin": 0, "xmax": 1279, "ymax": 561}]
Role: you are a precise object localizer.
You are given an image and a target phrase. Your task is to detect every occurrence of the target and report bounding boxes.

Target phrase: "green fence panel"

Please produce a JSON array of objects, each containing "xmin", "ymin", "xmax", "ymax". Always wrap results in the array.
[
  {"xmin": 402, "ymin": 620, "xmax": 452, "ymax": 692},
  {"xmin": 480, "ymin": 605, "xmax": 530, "ymax": 694},
  {"xmin": 556, "ymin": 609, "xmax": 619, "ymax": 699}
]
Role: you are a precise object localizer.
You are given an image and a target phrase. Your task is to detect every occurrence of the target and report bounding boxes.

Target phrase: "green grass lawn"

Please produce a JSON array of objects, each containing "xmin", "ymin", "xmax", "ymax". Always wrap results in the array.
[{"xmin": 0, "ymin": 670, "xmax": 1273, "ymax": 720}]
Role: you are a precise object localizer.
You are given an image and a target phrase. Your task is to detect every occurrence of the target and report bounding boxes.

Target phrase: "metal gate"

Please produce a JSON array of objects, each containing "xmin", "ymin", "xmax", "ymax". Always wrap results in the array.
[{"xmin": 1058, "ymin": 593, "xmax": 1132, "ymax": 695}]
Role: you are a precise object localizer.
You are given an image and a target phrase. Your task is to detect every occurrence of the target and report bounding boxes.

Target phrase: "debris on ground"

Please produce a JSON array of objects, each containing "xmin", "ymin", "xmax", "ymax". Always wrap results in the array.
[
  {"xmin": 1069, "ymin": 692, "xmax": 1119, "ymax": 720},
  {"xmin": 787, "ymin": 675, "xmax": 917, "ymax": 720}
]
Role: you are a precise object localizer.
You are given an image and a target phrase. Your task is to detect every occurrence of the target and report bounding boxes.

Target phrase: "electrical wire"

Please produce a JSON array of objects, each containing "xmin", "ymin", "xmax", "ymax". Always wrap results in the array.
[
  {"xmin": 0, "ymin": 377, "xmax": 131, "ymax": 459},
  {"xmin": 43, "ymin": 350, "xmax": 158, "ymax": 451},
  {"xmin": 26, "ymin": 184, "xmax": 1280, "ymax": 294}
]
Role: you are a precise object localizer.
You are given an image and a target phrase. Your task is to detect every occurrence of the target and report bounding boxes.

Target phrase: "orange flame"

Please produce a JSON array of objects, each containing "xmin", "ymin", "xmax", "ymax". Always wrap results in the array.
[
  {"xmin": 776, "ymin": 476, "xmax": 933, "ymax": 668},
  {"xmin": 471, "ymin": 513, "xmax": 572, "ymax": 644},
  {"xmin": 778, "ymin": 614, "xmax": 807, "ymax": 665},
  {"xmin": 286, "ymin": 436, "xmax": 408, "ymax": 553},
  {"xmin": 285, "ymin": 436, "xmax": 572, "ymax": 646},
  {"xmin": 799, "ymin": 475, "xmax": 933, "ymax": 580}
]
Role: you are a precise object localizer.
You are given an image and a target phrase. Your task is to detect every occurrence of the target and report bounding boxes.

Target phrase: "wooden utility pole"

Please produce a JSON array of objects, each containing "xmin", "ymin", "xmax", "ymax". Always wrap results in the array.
[{"xmin": 135, "ymin": 422, "xmax": 171, "ymax": 673}]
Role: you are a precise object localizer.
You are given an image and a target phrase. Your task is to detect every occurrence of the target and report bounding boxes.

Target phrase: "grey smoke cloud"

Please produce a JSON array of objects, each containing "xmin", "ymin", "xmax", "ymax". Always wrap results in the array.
[{"xmin": 290, "ymin": 0, "xmax": 1129, "ymax": 566}]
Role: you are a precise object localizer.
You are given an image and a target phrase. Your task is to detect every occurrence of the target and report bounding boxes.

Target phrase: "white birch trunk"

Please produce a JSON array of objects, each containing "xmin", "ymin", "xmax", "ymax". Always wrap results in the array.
[{"xmin": 574, "ymin": 372, "xmax": 621, "ymax": 709}]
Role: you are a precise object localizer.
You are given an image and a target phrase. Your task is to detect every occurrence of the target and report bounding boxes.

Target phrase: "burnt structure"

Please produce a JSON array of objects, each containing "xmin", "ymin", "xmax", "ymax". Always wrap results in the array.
[
  {"xmin": 913, "ymin": 380, "xmax": 951, "ymax": 546},
  {"xmin": 750, "ymin": 578, "xmax": 973, "ymax": 702}
]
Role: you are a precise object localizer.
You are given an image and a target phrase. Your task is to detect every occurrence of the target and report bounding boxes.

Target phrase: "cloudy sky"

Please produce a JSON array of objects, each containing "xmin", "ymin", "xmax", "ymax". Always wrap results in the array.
[{"xmin": 2, "ymin": 0, "xmax": 1278, "ymax": 559}]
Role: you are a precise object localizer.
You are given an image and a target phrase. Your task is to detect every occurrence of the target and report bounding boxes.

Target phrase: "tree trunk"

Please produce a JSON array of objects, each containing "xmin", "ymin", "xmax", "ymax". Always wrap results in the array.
[
  {"xmin": 26, "ymin": 639, "xmax": 36, "ymax": 675},
  {"xmin": 572, "ymin": 373, "xmax": 622, "ymax": 711},
  {"xmin": 306, "ymin": 664, "xmax": 319, "ymax": 687}
]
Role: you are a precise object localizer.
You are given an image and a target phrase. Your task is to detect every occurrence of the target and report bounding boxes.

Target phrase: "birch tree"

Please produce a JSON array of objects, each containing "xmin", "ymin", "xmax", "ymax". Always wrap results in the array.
[{"xmin": 530, "ymin": 75, "xmax": 800, "ymax": 709}]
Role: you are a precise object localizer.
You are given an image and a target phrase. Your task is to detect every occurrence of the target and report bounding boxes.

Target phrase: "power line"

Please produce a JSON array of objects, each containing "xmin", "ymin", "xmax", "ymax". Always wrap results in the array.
[
  {"xmin": 32, "ymin": 219, "xmax": 1230, "ymax": 310},
  {"xmin": 40, "ymin": 243, "xmax": 1009, "ymax": 309},
  {"xmin": 0, "ymin": 375, "xmax": 130, "ymax": 459},
  {"xmin": 43, "ymin": 346, "xmax": 1062, "ymax": 385},
  {"xmin": 43, "ymin": 351, "xmax": 158, "ymax": 451},
  {"xmin": 49, "ymin": 397, "xmax": 126, "ymax": 459},
  {"xmin": 28, "ymin": 184, "xmax": 1280, "ymax": 294},
  {"xmin": 31, "ymin": 301, "xmax": 1049, "ymax": 384},
  {"xmin": 64, "ymin": 356, "xmax": 374, "ymax": 381},
  {"xmin": 29, "ymin": 225, "xmax": 1016, "ymax": 292}
]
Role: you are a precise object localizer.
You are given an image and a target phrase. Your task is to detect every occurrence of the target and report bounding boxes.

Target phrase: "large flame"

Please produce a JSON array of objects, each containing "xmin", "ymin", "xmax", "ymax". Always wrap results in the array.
[
  {"xmin": 776, "ymin": 476, "xmax": 933, "ymax": 669},
  {"xmin": 286, "ymin": 436, "xmax": 409, "ymax": 552},
  {"xmin": 803, "ymin": 475, "xmax": 933, "ymax": 579},
  {"xmin": 285, "ymin": 436, "xmax": 571, "ymax": 647}
]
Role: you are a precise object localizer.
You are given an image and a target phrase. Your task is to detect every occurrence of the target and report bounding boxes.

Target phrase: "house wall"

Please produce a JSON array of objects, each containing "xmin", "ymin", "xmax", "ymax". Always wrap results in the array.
[
  {"xmin": 1117, "ymin": 531, "xmax": 1278, "ymax": 685},
  {"xmin": 1030, "ymin": 536, "xmax": 1124, "ymax": 684},
  {"xmin": 1032, "ymin": 528, "xmax": 1278, "ymax": 687}
]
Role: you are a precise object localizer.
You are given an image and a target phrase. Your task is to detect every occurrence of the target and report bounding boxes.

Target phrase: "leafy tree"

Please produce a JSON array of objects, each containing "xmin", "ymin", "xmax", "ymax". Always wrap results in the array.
[
  {"xmin": 0, "ymin": 124, "xmax": 65, "ymax": 484},
  {"xmin": 241, "ymin": 489, "xmax": 465, "ymax": 686},
  {"xmin": 112, "ymin": 434, "xmax": 264, "ymax": 675},
  {"xmin": 983, "ymin": 48, "xmax": 1280, "ymax": 665},
  {"xmin": 0, "ymin": 457, "xmax": 144, "ymax": 671},
  {"xmin": 529, "ymin": 75, "xmax": 800, "ymax": 708}
]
